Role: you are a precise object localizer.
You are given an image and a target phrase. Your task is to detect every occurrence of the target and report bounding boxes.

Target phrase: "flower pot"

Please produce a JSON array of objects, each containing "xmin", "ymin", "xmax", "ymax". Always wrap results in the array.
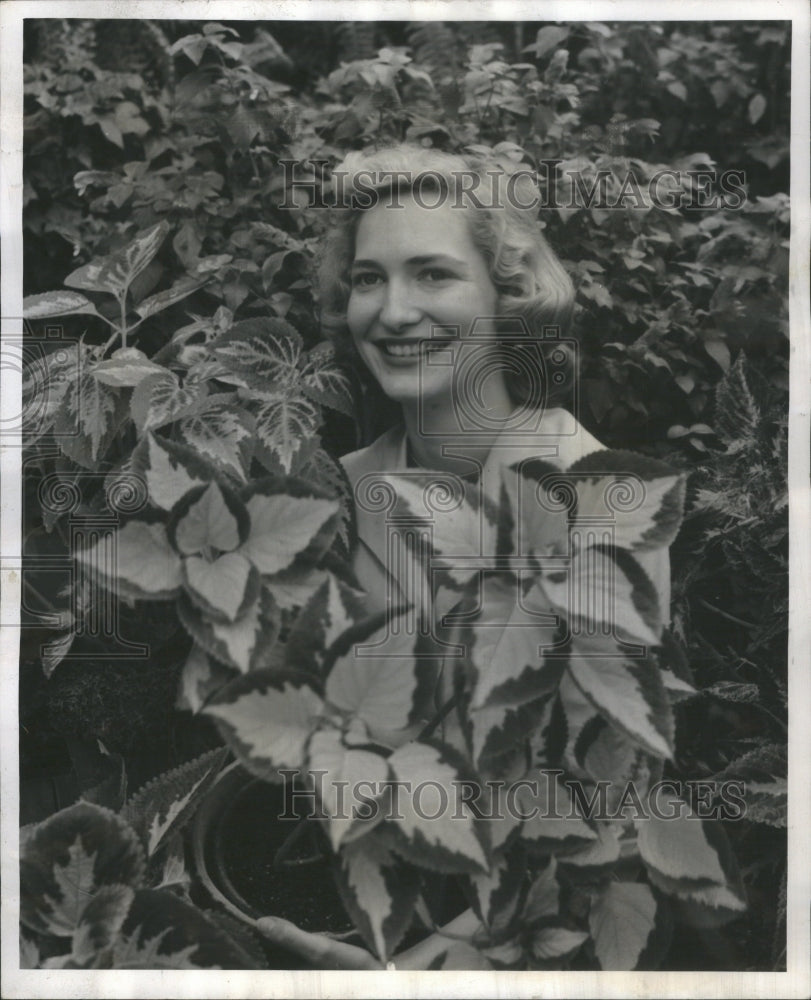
[{"xmin": 190, "ymin": 761, "xmax": 353, "ymax": 968}]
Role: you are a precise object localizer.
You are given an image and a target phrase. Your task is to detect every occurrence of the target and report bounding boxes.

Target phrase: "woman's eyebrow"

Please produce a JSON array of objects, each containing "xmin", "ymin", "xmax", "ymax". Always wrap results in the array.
[{"xmin": 351, "ymin": 254, "xmax": 469, "ymax": 269}]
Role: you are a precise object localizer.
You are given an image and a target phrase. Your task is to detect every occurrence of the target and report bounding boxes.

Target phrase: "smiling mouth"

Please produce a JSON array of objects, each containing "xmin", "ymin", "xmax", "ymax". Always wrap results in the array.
[{"xmin": 375, "ymin": 339, "xmax": 453, "ymax": 358}]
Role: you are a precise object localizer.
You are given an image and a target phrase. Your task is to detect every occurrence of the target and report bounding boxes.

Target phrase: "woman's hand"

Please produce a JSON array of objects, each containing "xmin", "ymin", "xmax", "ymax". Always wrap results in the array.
[{"xmin": 254, "ymin": 907, "xmax": 482, "ymax": 971}]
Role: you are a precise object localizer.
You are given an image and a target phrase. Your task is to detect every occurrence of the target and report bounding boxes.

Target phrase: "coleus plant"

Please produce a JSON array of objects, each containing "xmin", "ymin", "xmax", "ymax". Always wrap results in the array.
[
  {"xmin": 20, "ymin": 748, "xmax": 266, "ymax": 969},
  {"xmin": 197, "ymin": 451, "xmax": 747, "ymax": 970}
]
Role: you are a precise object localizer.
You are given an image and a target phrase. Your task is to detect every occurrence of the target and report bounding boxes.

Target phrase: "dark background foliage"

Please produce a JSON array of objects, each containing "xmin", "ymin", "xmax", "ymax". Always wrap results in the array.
[{"xmin": 20, "ymin": 18, "xmax": 789, "ymax": 970}]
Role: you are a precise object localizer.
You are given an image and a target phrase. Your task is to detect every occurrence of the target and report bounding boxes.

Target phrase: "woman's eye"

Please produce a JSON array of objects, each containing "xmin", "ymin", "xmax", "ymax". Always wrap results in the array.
[
  {"xmin": 420, "ymin": 267, "xmax": 455, "ymax": 283},
  {"xmin": 350, "ymin": 271, "xmax": 382, "ymax": 288}
]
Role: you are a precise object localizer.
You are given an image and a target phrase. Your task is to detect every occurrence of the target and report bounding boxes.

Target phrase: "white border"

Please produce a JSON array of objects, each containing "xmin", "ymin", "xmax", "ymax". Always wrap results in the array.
[{"xmin": 1, "ymin": 3, "xmax": 809, "ymax": 998}]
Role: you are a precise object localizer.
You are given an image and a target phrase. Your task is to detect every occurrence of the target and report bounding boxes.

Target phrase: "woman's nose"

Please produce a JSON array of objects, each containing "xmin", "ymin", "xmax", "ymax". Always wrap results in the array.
[{"xmin": 379, "ymin": 279, "xmax": 421, "ymax": 331}]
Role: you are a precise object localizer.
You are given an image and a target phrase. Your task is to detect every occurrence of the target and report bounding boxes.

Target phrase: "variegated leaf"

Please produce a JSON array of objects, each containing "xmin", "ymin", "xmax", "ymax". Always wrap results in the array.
[
  {"xmin": 212, "ymin": 318, "xmax": 302, "ymax": 388},
  {"xmin": 264, "ymin": 565, "xmax": 330, "ymax": 612},
  {"xmin": 184, "ymin": 552, "xmax": 258, "ymax": 623},
  {"xmin": 121, "ymin": 748, "xmax": 228, "ymax": 857},
  {"xmin": 385, "ymin": 741, "xmax": 489, "ymax": 874},
  {"xmin": 566, "ymin": 450, "xmax": 686, "ymax": 552},
  {"xmin": 172, "ymin": 481, "xmax": 246, "ymax": 556},
  {"xmin": 53, "ymin": 371, "xmax": 127, "ymax": 468},
  {"xmin": 23, "ymin": 290, "xmax": 102, "ymax": 320},
  {"xmin": 559, "ymin": 822, "xmax": 621, "ymax": 869},
  {"xmin": 90, "ymin": 347, "xmax": 166, "ymax": 387},
  {"xmin": 132, "ymin": 432, "xmax": 209, "ymax": 511},
  {"xmin": 503, "ymin": 459, "xmax": 571, "ymax": 560},
  {"xmin": 300, "ymin": 341, "xmax": 354, "ymax": 416},
  {"xmin": 134, "ymin": 274, "xmax": 208, "ymax": 319},
  {"xmin": 177, "ymin": 588, "xmax": 279, "ymax": 673},
  {"xmin": 589, "ymin": 881, "xmax": 657, "ymax": 970},
  {"xmin": 516, "ymin": 771, "xmax": 597, "ymax": 849},
  {"xmin": 71, "ymin": 884, "xmax": 135, "ymax": 964},
  {"xmin": 306, "ymin": 728, "xmax": 389, "ymax": 850},
  {"xmin": 469, "ymin": 849, "xmax": 525, "ymax": 934},
  {"xmin": 712, "ymin": 743, "xmax": 786, "ymax": 827},
  {"xmin": 66, "ymin": 221, "xmax": 170, "ymax": 297},
  {"xmin": 523, "ymin": 858, "xmax": 559, "ymax": 922},
  {"xmin": 179, "ymin": 398, "xmax": 254, "ymax": 481},
  {"xmin": 74, "ymin": 521, "xmax": 182, "ymax": 598},
  {"xmin": 254, "ymin": 394, "xmax": 320, "ymax": 474},
  {"xmin": 565, "ymin": 633, "xmax": 673, "ymax": 759},
  {"xmin": 285, "ymin": 572, "xmax": 368, "ymax": 675},
  {"xmin": 324, "ymin": 615, "xmax": 438, "ymax": 741},
  {"xmin": 177, "ymin": 644, "xmax": 235, "ymax": 713},
  {"xmin": 204, "ymin": 669, "xmax": 324, "ymax": 780},
  {"xmin": 21, "ymin": 803, "xmax": 145, "ymax": 937},
  {"xmin": 334, "ymin": 833, "xmax": 419, "ymax": 962},
  {"xmin": 465, "ymin": 693, "xmax": 552, "ymax": 770},
  {"xmin": 531, "ymin": 926, "xmax": 588, "ymax": 961},
  {"xmin": 130, "ymin": 371, "xmax": 204, "ymax": 432},
  {"xmin": 239, "ymin": 491, "xmax": 339, "ymax": 575}
]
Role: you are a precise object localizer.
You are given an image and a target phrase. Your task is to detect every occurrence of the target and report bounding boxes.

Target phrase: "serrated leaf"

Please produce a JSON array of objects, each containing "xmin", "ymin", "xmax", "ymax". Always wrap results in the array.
[
  {"xmin": 589, "ymin": 881, "xmax": 656, "ymax": 970},
  {"xmin": 324, "ymin": 615, "xmax": 438, "ymax": 740},
  {"xmin": 559, "ymin": 822, "xmax": 621, "ymax": 868},
  {"xmin": 91, "ymin": 347, "xmax": 166, "ymax": 387},
  {"xmin": 469, "ymin": 849, "xmax": 525, "ymax": 934},
  {"xmin": 523, "ymin": 858, "xmax": 559, "ymax": 922},
  {"xmin": 179, "ymin": 399, "xmax": 254, "ymax": 481},
  {"xmin": 71, "ymin": 884, "xmax": 135, "ymax": 964},
  {"xmin": 23, "ymin": 290, "xmax": 102, "ymax": 319},
  {"xmin": 503, "ymin": 459, "xmax": 571, "ymax": 560},
  {"xmin": 541, "ymin": 546, "xmax": 662, "ymax": 647},
  {"xmin": 74, "ymin": 521, "xmax": 182, "ymax": 598},
  {"xmin": 254, "ymin": 394, "xmax": 320, "ymax": 474},
  {"xmin": 307, "ymin": 728, "xmax": 389, "ymax": 850},
  {"xmin": 334, "ymin": 834, "xmax": 420, "ymax": 962},
  {"xmin": 566, "ymin": 633, "xmax": 673, "ymax": 759},
  {"xmin": 177, "ymin": 588, "xmax": 279, "ymax": 673},
  {"xmin": 286, "ymin": 572, "xmax": 367, "ymax": 675},
  {"xmin": 21, "ymin": 802, "xmax": 145, "ymax": 937},
  {"xmin": 265, "ymin": 565, "xmax": 330, "ymax": 611},
  {"xmin": 636, "ymin": 794, "xmax": 730, "ymax": 883},
  {"xmin": 239, "ymin": 492, "xmax": 339, "ymax": 574},
  {"xmin": 135, "ymin": 275, "xmax": 208, "ymax": 319},
  {"xmin": 133, "ymin": 432, "xmax": 209, "ymax": 511},
  {"xmin": 516, "ymin": 772, "xmax": 597, "ymax": 848},
  {"xmin": 466, "ymin": 692, "xmax": 551, "ymax": 768},
  {"xmin": 713, "ymin": 743, "xmax": 786, "ymax": 827},
  {"xmin": 204, "ymin": 670, "xmax": 323, "ymax": 780},
  {"xmin": 212, "ymin": 318, "xmax": 302, "ymax": 386},
  {"xmin": 122, "ymin": 747, "xmax": 228, "ymax": 857},
  {"xmin": 300, "ymin": 341, "xmax": 354, "ymax": 416},
  {"xmin": 53, "ymin": 371, "xmax": 127, "ymax": 468},
  {"xmin": 468, "ymin": 576, "xmax": 564, "ymax": 709},
  {"xmin": 115, "ymin": 888, "xmax": 257, "ymax": 968},
  {"xmin": 130, "ymin": 371, "xmax": 204, "ymax": 433},
  {"xmin": 385, "ymin": 741, "xmax": 489, "ymax": 874},
  {"xmin": 532, "ymin": 926, "xmax": 588, "ymax": 960}
]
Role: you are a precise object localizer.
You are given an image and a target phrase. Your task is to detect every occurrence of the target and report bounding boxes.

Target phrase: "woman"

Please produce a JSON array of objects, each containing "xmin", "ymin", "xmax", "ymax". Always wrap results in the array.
[{"xmin": 258, "ymin": 143, "xmax": 672, "ymax": 967}]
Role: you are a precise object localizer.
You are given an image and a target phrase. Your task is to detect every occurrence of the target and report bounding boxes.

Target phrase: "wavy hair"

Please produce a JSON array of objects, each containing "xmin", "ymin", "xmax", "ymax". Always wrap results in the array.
[{"xmin": 317, "ymin": 144, "xmax": 577, "ymax": 423}]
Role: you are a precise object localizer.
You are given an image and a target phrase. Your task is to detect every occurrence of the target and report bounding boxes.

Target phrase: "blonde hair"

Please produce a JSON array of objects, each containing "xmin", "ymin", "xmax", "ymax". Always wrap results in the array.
[{"xmin": 317, "ymin": 143, "xmax": 576, "ymax": 410}]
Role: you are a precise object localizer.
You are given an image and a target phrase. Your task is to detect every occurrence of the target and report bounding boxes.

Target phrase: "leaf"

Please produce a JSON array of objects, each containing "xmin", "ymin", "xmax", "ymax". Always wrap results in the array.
[
  {"xmin": 204, "ymin": 669, "xmax": 324, "ymax": 780},
  {"xmin": 69, "ymin": 222, "xmax": 170, "ymax": 298},
  {"xmin": 522, "ymin": 858, "xmax": 559, "ymax": 922},
  {"xmin": 589, "ymin": 882, "xmax": 657, "ymax": 970},
  {"xmin": 558, "ymin": 822, "xmax": 621, "ymax": 869},
  {"xmin": 385, "ymin": 741, "xmax": 489, "ymax": 874},
  {"xmin": 704, "ymin": 338, "xmax": 731, "ymax": 372},
  {"xmin": 566, "ymin": 634, "xmax": 674, "ymax": 759},
  {"xmin": 467, "ymin": 576, "xmax": 565, "ymax": 709},
  {"xmin": 713, "ymin": 743, "xmax": 786, "ymax": 827},
  {"xmin": 115, "ymin": 889, "xmax": 257, "ymax": 968},
  {"xmin": 122, "ymin": 748, "xmax": 228, "ymax": 856},
  {"xmin": 565, "ymin": 450, "xmax": 686, "ymax": 552},
  {"xmin": 748, "ymin": 93, "xmax": 767, "ymax": 124},
  {"xmin": 177, "ymin": 587, "xmax": 279, "ymax": 673},
  {"xmin": 239, "ymin": 491, "xmax": 339, "ymax": 575},
  {"xmin": 184, "ymin": 552, "xmax": 257, "ymax": 622},
  {"xmin": 265, "ymin": 565, "xmax": 330, "ymax": 612},
  {"xmin": 130, "ymin": 371, "xmax": 204, "ymax": 433},
  {"xmin": 91, "ymin": 347, "xmax": 166, "ymax": 387},
  {"xmin": 307, "ymin": 728, "xmax": 389, "ymax": 850},
  {"xmin": 300, "ymin": 341, "xmax": 354, "ymax": 416},
  {"xmin": 285, "ymin": 572, "xmax": 368, "ymax": 675},
  {"xmin": 177, "ymin": 644, "xmax": 234, "ymax": 712},
  {"xmin": 254, "ymin": 394, "xmax": 321, "ymax": 474},
  {"xmin": 324, "ymin": 614, "xmax": 438, "ymax": 741},
  {"xmin": 466, "ymin": 692, "xmax": 551, "ymax": 768},
  {"xmin": 135, "ymin": 275, "xmax": 208, "ymax": 319},
  {"xmin": 179, "ymin": 398, "xmax": 254, "ymax": 481},
  {"xmin": 540, "ymin": 547, "xmax": 661, "ymax": 646},
  {"xmin": 212, "ymin": 317, "xmax": 302, "ymax": 385},
  {"xmin": 21, "ymin": 802, "xmax": 145, "ymax": 937},
  {"xmin": 74, "ymin": 521, "xmax": 182, "ymax": 598},
  {"xmin": 132, "ymin": 432, "xmax": 211, "ymax": 511},
  {"xmin": 636, "ymin": 793, "xmax": 736, "ymax": 884},
  {"xmin": 532, "ymin": 926, "xmax": 588, "ymax": 960},
  {"xmin": 172, "ymin": 481, "xmax": 246, "ymax": 555},
  {"xmin": 23, "ymin": 290, "xmax": 102, "ymax": 320},
  {"xmin": 516, "ymin": 772, "xmax": 597, "ymax": 849},
  {"xmin": 71, "ymin": 884, "xmax": 135, "ymax": 964},
  {"xmin": 532, "ymin": 25, "xmax": 570, "ymax": 58},
  {"xmin": 333, "ymin": 833, "xmax": 419, "ymax": 962},
  {"xmin": 53, "ymin": 371, "xmax": 127, "ymax": 468},
  {"xmin": 469, "ymin": 849, "xmax": 525, "ymax": 934}
]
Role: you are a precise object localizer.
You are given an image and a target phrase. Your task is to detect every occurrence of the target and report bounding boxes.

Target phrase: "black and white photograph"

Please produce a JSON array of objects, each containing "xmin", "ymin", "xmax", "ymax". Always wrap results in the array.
[{"xmin": 1, "ymin": 2, "xmax": 808, "ymax": 997}]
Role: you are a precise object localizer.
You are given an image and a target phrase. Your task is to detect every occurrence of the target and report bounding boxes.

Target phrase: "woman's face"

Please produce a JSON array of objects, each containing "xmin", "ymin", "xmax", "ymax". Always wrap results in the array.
[{"xmin": 346, "ymin": 191, "xmax": 499, "ymax": 405}]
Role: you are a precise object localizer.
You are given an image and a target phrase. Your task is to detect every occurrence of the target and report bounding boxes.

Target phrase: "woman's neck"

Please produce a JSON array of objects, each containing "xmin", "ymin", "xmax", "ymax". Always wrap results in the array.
[{"xmin": 399, "ymin": 380, "xmax": 516, "ymax": 474}]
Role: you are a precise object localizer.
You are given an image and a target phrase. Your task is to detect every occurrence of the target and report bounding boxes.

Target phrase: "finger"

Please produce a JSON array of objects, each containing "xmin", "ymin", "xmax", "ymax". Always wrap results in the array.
[{"xmin": 254, "ymin": 916, "xmax": 382, "ymax": 970}]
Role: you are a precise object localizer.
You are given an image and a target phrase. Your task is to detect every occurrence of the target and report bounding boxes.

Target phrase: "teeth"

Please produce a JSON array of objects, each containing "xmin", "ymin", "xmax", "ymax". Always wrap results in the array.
[{"xmin": 379, "ymin": 341, "xmax": 450, "ymax": 358}]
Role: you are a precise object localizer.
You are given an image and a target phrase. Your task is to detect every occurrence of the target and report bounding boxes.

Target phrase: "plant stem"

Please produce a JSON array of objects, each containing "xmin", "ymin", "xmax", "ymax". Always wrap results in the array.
[
  {"xmin": 417, "ymin": 693, "xmax": 458, "ymax": 741},
  {"xmin": 697, "ymin": 598, "xmax": 756, "ymax": 629}
]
